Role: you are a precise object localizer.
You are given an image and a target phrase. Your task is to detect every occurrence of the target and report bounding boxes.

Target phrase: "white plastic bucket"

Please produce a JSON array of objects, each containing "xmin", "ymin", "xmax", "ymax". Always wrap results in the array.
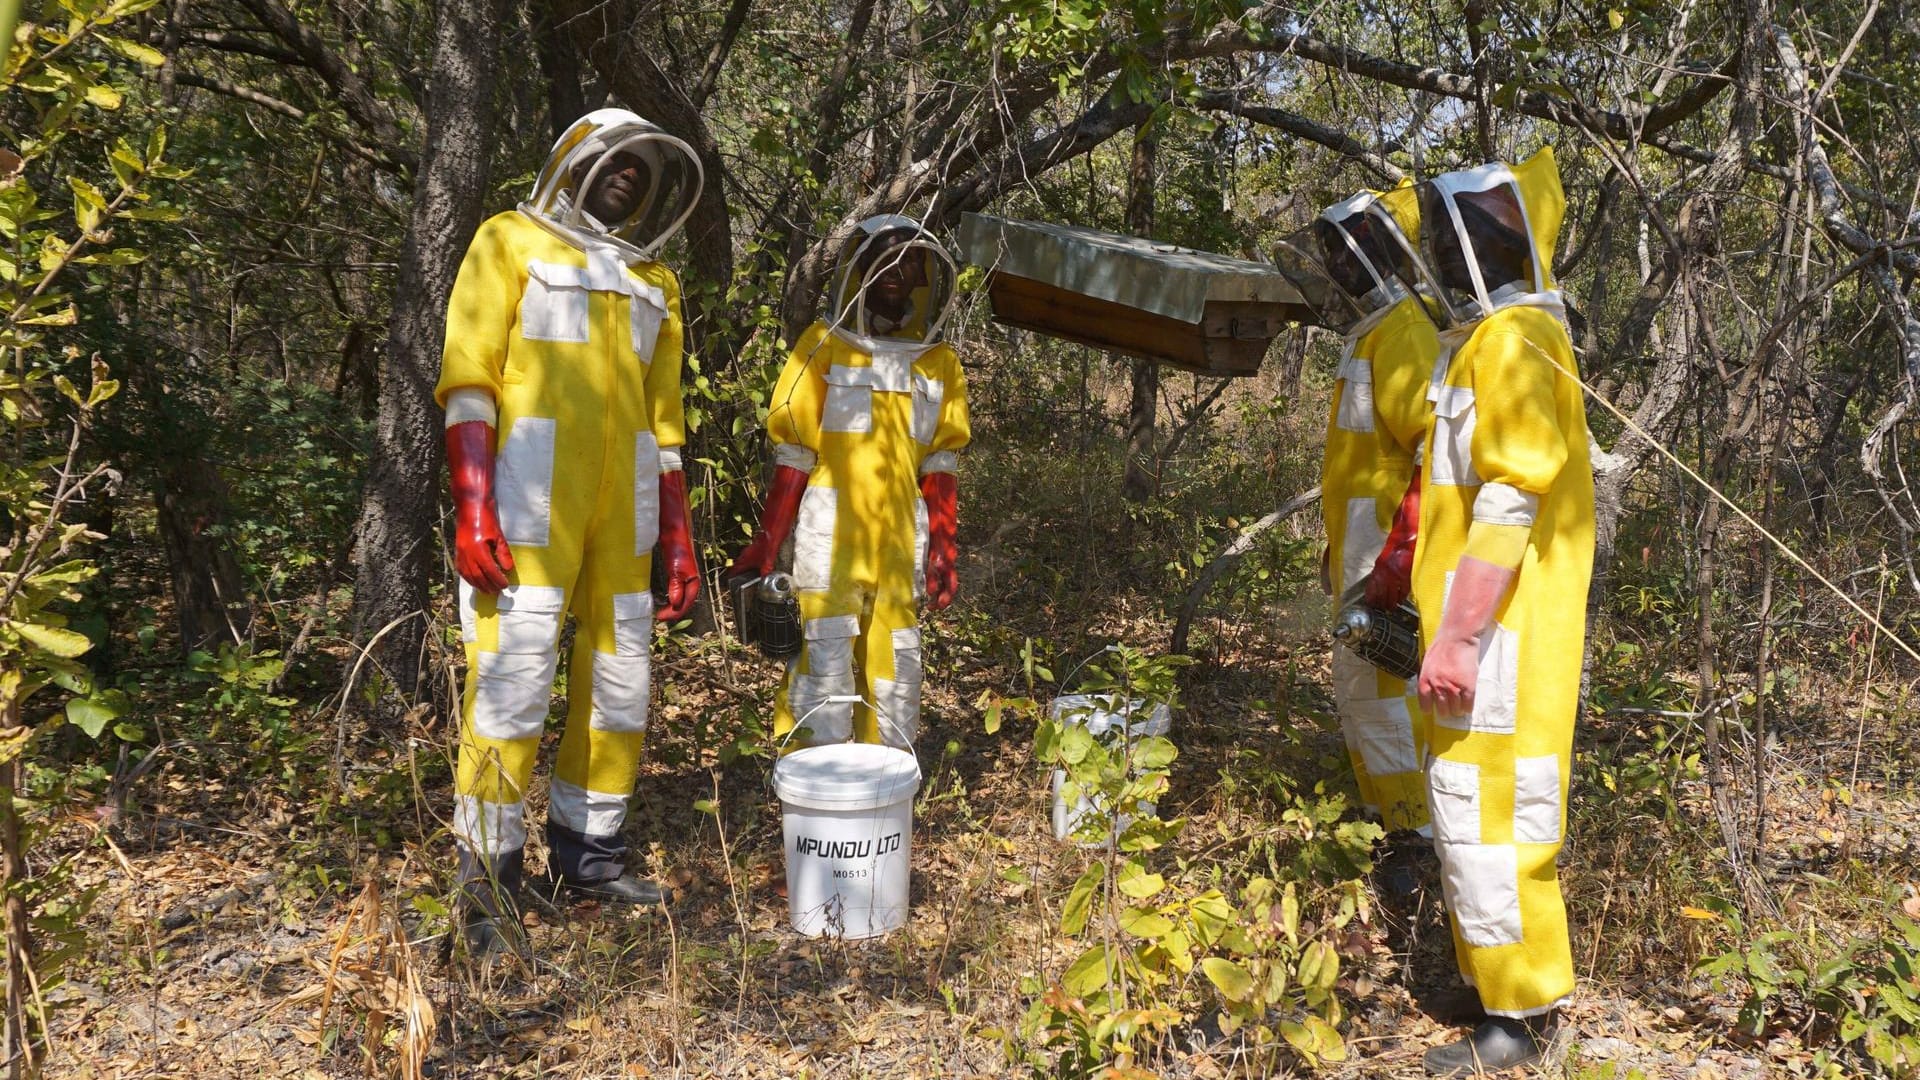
[
  {"xmin": 772, "ymin": 742, "xmax": 922, "ymax": 939},
  {"xmin": 1049, "ymin": 694, "xmax": 1173, "ymax": 847}
]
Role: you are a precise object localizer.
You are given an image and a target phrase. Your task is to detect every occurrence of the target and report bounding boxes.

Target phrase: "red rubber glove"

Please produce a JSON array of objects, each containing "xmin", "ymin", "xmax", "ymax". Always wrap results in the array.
[
  {"xmin": 1417, "ymin": 555, "xmax": 1516, "ymax": 719},
  {"xmin": 1364, "ymin": 466, "xmax": 1421, "ymax": 610},
  {"xmin": 920, "ymin": 470, "xmax": 958, "ymax": 611},
  {"xmin": 727, "ymin": 464, "xmax": 809, "ymax": 580},
  {"xmin": 655, "ymin": 469, "xmax": 700, "ymax": 622},
  {"xmin": 446, "ymin": 420, "xmax": 514, "ymax": 593}
]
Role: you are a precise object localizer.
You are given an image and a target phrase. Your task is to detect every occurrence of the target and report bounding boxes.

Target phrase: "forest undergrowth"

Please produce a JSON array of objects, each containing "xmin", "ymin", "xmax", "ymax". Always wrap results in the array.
[{"xmin": 25, "ymin": 356, "xmax": 1920, "ymax": 1080}]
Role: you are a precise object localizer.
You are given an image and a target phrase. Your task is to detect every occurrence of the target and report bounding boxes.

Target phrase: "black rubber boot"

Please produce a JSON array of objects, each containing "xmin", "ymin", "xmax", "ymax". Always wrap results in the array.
[
  {"xmin": 1415, "ymin": 985, "xmax": 1489, "ymax": 1024},
  {"xmin": 1372, "ymin": 830, "xmax": 1438, "ymax": 901},
  {"xmin": 551, "ymin": 873, "xmax": 670, "ymax": 906},
  {"xmin": 1422, "ymin": 1014, "xmax": 1553, "ymax": 1076},
  {"xmin": 457, "ymin": 847, "xmax": 527, "ymax": 959},
  {"xmin": 544, "ymin": 820, "xmax": 670, "ymax": 907}
]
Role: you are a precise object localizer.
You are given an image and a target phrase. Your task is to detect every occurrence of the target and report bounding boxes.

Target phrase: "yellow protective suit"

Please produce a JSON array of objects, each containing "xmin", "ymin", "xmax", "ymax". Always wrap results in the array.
[
  {"xmin": 1409, "ymin": 147, "xmax": 1593, "ymax": 1018},
  {"xmin": 765, "ymin": 222, "xmax": 970, "ymax": 749},
  {"xmin": 437, "ymin": 110, "xmax": 696, "ymax": 883},
  {"xmin": 1310, "ymin": 186, "xmax": 1438, "ymax": 835}
]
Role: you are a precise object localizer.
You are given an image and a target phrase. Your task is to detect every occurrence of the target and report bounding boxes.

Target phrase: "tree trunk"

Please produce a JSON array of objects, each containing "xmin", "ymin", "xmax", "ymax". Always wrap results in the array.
[
  {"xmin": 155, "ymin": 457, "xmax": 251, "ymax": 652},
  {"xmin": 530, "ymin": 2, "xmax": 586, "ymax": 143},
  {"xmin": 348, "ymin": 0, "xmax": 502, "ymax": 703},
  {"xmin": 1122, "ymin": 127, "xmax": 1158, "ymax": 503},
  {"xmin": 1, "ymin": 701, "xmax": 33, "ymax": 1080}
]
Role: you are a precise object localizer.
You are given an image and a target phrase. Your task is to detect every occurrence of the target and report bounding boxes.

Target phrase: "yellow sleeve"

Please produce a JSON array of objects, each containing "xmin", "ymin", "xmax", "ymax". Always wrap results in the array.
[
  {"xmin": 1463, "ymin": 523, "xmax": 1531, "ymax": 568},
  {"xmin": 1465, "ymin": 323, "xmax": 1573, "ymax": 569},
  {"xmin": 932, "ymin": 346, "xmax": 970, "ymax": 456},
  {"xmin": 646, "ymin": 270, "xmax": 688, "ymax": 454},
  {"xmin": 767, "ymin": 323, "xmax": 829, "ymax": 469},
  {"xmin": 435, "ymin": 214, "xmax": 521, "ymax": 408}
]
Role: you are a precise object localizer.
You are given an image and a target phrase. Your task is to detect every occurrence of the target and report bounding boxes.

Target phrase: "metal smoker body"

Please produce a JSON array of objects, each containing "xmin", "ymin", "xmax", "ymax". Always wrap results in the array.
[
  {"xmin": 729, "ymin": 572, "xmax": 804, "ymax": 660},
  {"xmin": 1332, "ymin": 579, "xmax": 1423, "ymax": 682}
]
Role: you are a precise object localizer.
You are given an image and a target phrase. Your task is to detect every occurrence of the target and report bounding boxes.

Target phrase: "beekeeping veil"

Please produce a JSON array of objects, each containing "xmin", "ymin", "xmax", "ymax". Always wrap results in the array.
[
  {"xmin": 521, "ymin": 108, "xmax": 704, "ymax": 262},
  {"xmin": 825, "ymin": 215, "xmax": 959, "ymax": 349},
  {"xmin": 1416, "ymin": 146, "xmax": 1566, "ymax": 329},
  {"xmin": 1272, "ymin": 185, "xmax": 1428, "ymax": 340}
]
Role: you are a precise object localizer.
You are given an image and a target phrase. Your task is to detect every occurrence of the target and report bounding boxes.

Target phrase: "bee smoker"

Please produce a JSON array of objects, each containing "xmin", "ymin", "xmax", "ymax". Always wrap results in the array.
[
  {"xmin": 1332, "ymin": 579, "xmax": 1423, "ymax": 681},
  {"xmin": 728, "ymin": 571, "xmax": 804, "ymax": 660}
]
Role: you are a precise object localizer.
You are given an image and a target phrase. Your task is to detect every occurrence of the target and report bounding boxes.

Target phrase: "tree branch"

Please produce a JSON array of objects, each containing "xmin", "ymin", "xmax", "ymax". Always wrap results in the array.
[
  {"xmin": 238, "ymin": 0, "xmax": 418, "ymax": 174},
  {"xmin": 691, "ymin": 0, "xmax": 753, "ymax": 107},
  {"xmin": 170, "ymin": 71, "xmax": 397, "ymax": 171},
  {"xmin": 1191, "ymin": 88, "xmax": 1402, "ymax": 181}
]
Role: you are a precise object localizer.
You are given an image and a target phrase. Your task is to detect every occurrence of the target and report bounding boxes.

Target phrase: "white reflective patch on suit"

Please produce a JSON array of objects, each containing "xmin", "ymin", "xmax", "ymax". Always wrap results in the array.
[
  {"xmin": 1439, "ymin": 842, "xmax": 1524, "ymax": 947},
  {"xmin": 866, "ymin": 351, "xmax": 915, "ymax": 393},
  {"xmin": 872, "ymin": 677, "xmax": 919, "ymax": 748},
  {"xmin": 494, "ymin": 583, "xmax": 565, "ymax": 654},
  {"xmin": 1432, "ymin": 622, "xmax": 1518, "ymax": 734},
  {"xmin": 548, "ymin": 777, "xmax": 628, "ymax": 837},
  {"xmin": 792, "ymin": 486, "xmax": 838, "ymax": 591},
  {"xmin": 657, "ymin": 447, "xmax": 682, "ymax": 473},
  {"xmin": 633, "ymin": 431, "xmax": 661, "ymax": 555},
  {"xmin": 472, "ymin": 650, "xmax": 557, "ymax": 741},
  {"xmin": 774, "ymin": 443, "xmax": 818, "ymax": 472},
  {"xmin": 890, "ymin": 626, "xmax": 924, "ymax": 685},
  {"xmin": 821, "ymin": 365, "xmax": 874, "ymax": 433},
  {"xmin": 1429, "ymin": 385, "xmax": 1480, "ymax": 486},
  {"xmin": 521, "ymin": 262, "xmax": 592, "ymax": 343},
  {"xmin": 1348, "ymin": 696, "xmax": 1420, "ymax": 776},
  {"xmin": 588, "ymin": 649, "xmax": 652, "ymax": 733},
  {"xmin": 495, "ymin": 417, "xmax": 557, "ymax": 547},
  {"xmin": 1331, "ymin": 645, "xmax": 1378, "ymax": 703},
  {"xmin": 629, "ymin": 284, "xmax": 665, "ymax": 363},
  {"xmin": 913, "ymin": 497, "xmax": 929, "ymax": 598},
  {"xmin": 1426, "ymin": 757, "xmax": 1482, "ymax": 845},
  {"xmin": 454, "ymin": 795, "xmax": 528, "ymax": 856},
  {"xmin": 1474, "ymin": 482, "xmax": 1539, "ymax": 527},
  {"xmin": 910, "ymin": 374, "xmax": 944, "ymax": 445},
  {"xmin": 803, "ymin": 615, "xmax": 858, "ymax": 671},
  {"xmin": 458, "ymin": 579, "xmax": 478, "ymax": 644},
  {"xmin": 1334, "ymin": 355, "xmax": 1374, "ymax": 433},
  {"xmin": 1513, "ymin": 754, "xmax": 1563, "ymax": 844},
  {"xmin": 790, "ymin": 615, "xmax": 857, "ymax": 744},
  {"xmin": 876, "ymin": 626, "xmax": 926, "ymax": 747},
  {"xmin": 919, "ymin": 449, "xmax": 958, "ymax": 475},
  {"xmin": 1341, "ymin": 497, "xmax": 1385, "ymax": 591},
  {"xmin": 610, "ymin": 591, "xmax": 654, "ymax": 657}
]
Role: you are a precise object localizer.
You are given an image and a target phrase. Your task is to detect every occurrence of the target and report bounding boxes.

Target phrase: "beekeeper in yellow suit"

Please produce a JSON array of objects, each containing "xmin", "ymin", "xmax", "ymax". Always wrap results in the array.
[
  {"xmin": 436, "ymin": 109, "xmax": 704, "ymax": 955},
  {"xmin": 1277, "ymin": 186, "xmax": 1437, "ymax": 841},
  {"xmin": 1404, "ymin": 147, "xmax": 1592, "ymax": 1076},
  {"xmin": 728, "ymin": 216, "xmax": 969, "ymax": 750}
]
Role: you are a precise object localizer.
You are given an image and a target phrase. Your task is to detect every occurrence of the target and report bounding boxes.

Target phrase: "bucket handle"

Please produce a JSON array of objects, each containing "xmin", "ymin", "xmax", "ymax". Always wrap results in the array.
[{"xmin": 774, "ymin": 693, "xmax": 923, "ymax": 767}]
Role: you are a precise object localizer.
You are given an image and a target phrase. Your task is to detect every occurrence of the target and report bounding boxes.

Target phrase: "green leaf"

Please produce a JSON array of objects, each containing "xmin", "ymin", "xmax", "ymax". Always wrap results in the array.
[
  {"xmin": 1060, "ymin": 861, "xmax": 1103, "ymax": 936},
  {"xmin": 101, "ymin": 36, "xmax": 167, "ymax": 66},
  {"xmin": 692, "ymin": 798, "xmax": 718, "ymax": 814},
  {"xmin": 1303, "ymin": 1014, "xmax": 1347, "ymax": 1061},
  {"xmin": 410, "ymin": 893, "xmax": 449, "ymax": 918},
  {"xmin": 1131, "ymin": 735, "xmax": 1177, "ymax": 770},
  {"xmin": 84, "ymin": 82, "xmax": 123, "ymax": 109},
  {"xmin": 1115, "ymin": 862, "xmax": 1165, "ymax": 899},
  {"xmin": 983, "ymin": 699, "xmax": 1002, "ymax": 735},
  {"xmin": 1119, "ymin": 907, "xmax": 1174, "ymax": 940},
  {"xmin": 1062, "ymin": 944, "xmax": 1112, "ymax": 997},
  {"xmin": 66, "ymin": 694, "xmax": 119, "ymax": 738},
  {"xmin": 1202, "ymin": 957, "xmax": 1254, "ymax": 1002},
  {"xmin": 1607, "ymin": 7, "xmax": 1625, "ymax": 29},
  {"xmin": 1060, "ymin": 723, "xmax": 1094, "ymax": 765},
  {"xmin": 16, "ymin": 621, "xmax": 94, "ymax": 658}
]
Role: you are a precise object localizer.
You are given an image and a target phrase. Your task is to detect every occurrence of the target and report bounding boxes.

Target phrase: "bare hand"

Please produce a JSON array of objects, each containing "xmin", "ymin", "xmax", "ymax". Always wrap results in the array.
[{"xmin": 1418, "ymin": 634, "xmax": 1481, "ymax": 719}]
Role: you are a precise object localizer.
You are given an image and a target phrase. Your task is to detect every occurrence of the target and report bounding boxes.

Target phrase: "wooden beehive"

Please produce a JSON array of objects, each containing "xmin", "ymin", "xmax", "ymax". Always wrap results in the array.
[{"xmin": 957, "ymin": 213, "xmax": 1314, "ymax": 377}]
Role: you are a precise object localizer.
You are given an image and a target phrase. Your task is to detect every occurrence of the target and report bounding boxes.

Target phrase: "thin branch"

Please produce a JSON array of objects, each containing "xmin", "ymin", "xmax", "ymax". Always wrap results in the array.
[
  {"xmin": 1190, "ymin": 88, "xmax": 1402, "ymax": 181},
  {"xmin": 169, "ymin": 72, "xmax": 397, "ymax": 171}
]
